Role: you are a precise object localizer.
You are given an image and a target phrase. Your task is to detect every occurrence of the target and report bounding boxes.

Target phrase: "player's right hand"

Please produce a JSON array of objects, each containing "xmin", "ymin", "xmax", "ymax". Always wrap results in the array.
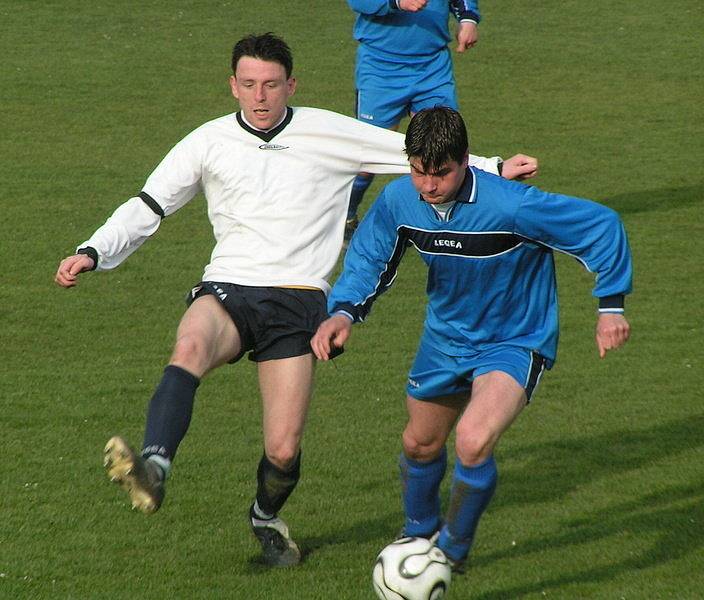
[
  {"xmin": 55, "ymin": 254, "xmax": 95, "ymax": 288},
  {"xmin": 398, "ymin": 0, "xmax": 428, "ymax": 12},
  {"xmin": 311, "ymin": 313, "xmax": 353, "ymax": 360}
]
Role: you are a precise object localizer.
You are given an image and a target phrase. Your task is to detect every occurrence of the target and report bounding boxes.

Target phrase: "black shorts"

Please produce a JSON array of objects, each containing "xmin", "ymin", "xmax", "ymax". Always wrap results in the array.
[{"xmin": 186, "ymin": 281, "xmax": 333, "ymax": 363}]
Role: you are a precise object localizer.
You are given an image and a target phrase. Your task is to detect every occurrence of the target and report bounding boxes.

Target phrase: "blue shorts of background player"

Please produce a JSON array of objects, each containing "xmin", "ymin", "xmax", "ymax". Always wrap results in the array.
[
  {"xmin": 407, "ymin": 336, "xmax": 549, "ymax": 402},
  {"xmin": 346, "ymin": 47, "xmax": 458, "ymax": 238},
  {"xmin": 355, "ymin": 45, "xmax": 458, "ymax": 129}
]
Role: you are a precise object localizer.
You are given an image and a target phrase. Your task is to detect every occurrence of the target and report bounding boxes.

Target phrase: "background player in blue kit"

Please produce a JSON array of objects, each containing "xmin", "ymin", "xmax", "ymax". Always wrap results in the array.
[
  {"xmin": 312, "ymin": 107, "xmax": 632, "ymax": 575},
  {"xmin": 345, "ymin": 0, "xmax": 537, "ymax": 240}
]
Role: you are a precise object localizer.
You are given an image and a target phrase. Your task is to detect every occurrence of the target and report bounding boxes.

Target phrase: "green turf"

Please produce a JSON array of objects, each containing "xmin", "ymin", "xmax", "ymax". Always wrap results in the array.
[{"xmin": 2, "ymin": 1, "xmax": 703, "ymax": 598}]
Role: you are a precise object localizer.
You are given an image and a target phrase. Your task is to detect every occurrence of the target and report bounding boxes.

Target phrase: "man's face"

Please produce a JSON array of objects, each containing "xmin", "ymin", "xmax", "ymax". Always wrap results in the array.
[
  {"xmin": 409, "ymin": 154, "xmax": 469, "ymax": 204},
  {"xmin": 230, "ymin": 56, "xmax": 296, "ymax": 130}
]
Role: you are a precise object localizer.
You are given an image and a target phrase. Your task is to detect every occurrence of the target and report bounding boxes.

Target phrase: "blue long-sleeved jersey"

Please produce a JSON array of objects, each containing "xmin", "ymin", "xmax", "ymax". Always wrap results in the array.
[
  {"xmin": 329, "ymin": 168, "xmax": 633, "ymax": 363},
  {"xmin": 348, "ymin": 0, "xmax": 481, "ymax": 59}
]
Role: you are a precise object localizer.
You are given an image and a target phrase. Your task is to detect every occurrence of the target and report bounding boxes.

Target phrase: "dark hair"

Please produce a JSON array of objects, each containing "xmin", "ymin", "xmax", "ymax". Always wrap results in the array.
[
  {"xmin": 231, "ymin": 32, "xmax": 293, "ymax": 78},
  {"xmin": 404, "ymin": 107, "xmax": 469, "ymax": 171}
]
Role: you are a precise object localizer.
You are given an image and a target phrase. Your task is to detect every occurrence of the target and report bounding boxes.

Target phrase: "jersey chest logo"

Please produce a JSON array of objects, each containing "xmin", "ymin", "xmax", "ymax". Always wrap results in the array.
[
  {"xmin": 401, "ymin": 227, "xmax": 524, "ymax": 258},
  {"xmin": 258, "ymin": 143, "xmax": 289, "ymax": 151}
]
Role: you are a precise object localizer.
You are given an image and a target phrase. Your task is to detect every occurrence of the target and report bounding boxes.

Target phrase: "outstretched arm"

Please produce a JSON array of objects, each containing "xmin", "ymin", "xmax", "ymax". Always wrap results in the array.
[
  {"xmin": 595, "ymin": 313, "xmax": 630, "ymax": 358},
  {"xmin": 311, "ymin": 314, "xmax": 354, "ymax": 361}
]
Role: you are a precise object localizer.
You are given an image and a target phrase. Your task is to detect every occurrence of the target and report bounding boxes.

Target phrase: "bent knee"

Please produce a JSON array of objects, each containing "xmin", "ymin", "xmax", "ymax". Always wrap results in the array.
[
  {"xmin": 454, "ymin": 424, "xmax": 497, "ymax": 466},
  {"xmin": 171, "ymin": 335, "xmax": 210, "ymax": 373},
  {"xmin": 402, "ymin": 428, "xmax": 446, "ymax": 462}
]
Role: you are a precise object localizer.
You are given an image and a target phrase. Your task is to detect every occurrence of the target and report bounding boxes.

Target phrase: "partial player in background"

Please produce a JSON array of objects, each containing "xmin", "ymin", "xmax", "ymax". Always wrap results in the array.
[
  {"xmin": 312, "ymin": 107, "xmax": 632, "ymax": 579},
  {"xmin": 345, "ymin": 0, "xmax": 523, "ymax": 241},
  {"xmin": 54, "ymin": 35, "xmax": 525, "ymax": 568}
]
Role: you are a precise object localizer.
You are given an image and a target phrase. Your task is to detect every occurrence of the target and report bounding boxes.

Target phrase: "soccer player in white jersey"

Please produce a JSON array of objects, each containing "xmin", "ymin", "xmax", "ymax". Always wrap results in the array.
[{"xmin": 54, "ymin": 33, "xmax": 538, "ymax": 567}]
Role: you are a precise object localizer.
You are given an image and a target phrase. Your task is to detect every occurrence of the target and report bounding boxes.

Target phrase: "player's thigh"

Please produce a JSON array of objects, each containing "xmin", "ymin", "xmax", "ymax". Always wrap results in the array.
[
  {"xmin": 172, "ymin": 295, "xmax": 242, "ymax": 376},
  {"xmin": 404, "ymin": 393, "xmax": 466, "ymax": 460},
  {"xmin": 455, "ymin": 371, "xmax": 527, "ymax": 464},
  {"xmin": 258, "ymin": 354, "xmax": 315, "ymax": 466}
]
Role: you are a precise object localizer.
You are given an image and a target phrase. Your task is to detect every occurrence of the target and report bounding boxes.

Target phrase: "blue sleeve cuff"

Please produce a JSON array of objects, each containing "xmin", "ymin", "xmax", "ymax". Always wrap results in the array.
[
  {"xmin": 334, "ymin": 310, "xmax": 355, "ymax": 322},
  {"xmin": 332, "ymin": 303, "xmax": 365, "ymax": 323}
]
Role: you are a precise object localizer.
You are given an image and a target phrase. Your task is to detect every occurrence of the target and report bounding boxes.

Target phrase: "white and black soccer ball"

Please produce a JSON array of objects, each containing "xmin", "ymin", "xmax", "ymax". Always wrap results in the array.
[{"xmin": 372, "ymin": 537, "xmax": 452, "ymax": 600}]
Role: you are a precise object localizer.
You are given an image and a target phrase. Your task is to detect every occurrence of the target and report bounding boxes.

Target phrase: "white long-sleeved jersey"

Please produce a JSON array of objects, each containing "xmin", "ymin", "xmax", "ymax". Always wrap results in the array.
[{"xmin": 79, "ymin": 106, "xmax": 500, "ymax": 293}]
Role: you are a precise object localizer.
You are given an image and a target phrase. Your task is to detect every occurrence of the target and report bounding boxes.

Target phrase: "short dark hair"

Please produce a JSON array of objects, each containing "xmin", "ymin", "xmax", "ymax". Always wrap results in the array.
[
  {"xmin": 404, "ymin": 107, "xmax": 469, "ymax": 171},
  {"xmin": 231, "ymin": 33, "xmax": 293, "ymax": 78}
]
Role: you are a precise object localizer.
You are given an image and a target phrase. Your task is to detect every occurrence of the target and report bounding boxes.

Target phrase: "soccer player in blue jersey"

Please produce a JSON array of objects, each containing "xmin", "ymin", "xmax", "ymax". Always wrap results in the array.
[
  {"xmin": 311, "ymin": 107, "xmax": 632, "ymax": 577},
  {"xmin": 344, "ymin": 0, "xmax": 537, "ymax": 241}
]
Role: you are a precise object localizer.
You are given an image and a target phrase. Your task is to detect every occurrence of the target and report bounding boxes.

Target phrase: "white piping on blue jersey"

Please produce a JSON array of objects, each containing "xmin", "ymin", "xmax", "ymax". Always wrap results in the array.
[
  {"xmin": 398, "ymin": 224, "xmax": 526, "ymax": 259},
  {"xmin": 514, "ymin": 233, "xmax": 593, "ymax": 273},
  {"xmin": 397, "ymin": 225, "xmax": 515, "ymax": 236},
  {"xmin": 355, "ymin": 232, "xmax": 407, "ymax": 321}
]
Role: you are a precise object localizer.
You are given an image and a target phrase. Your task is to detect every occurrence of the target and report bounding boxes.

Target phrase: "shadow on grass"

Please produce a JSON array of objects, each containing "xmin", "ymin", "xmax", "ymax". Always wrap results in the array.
[
  {"xmin": 243, "ymin": 416, "xmax": 704, "ymax": 583},
  {"xmin": 602, "ymin": 184, "xmax": 703, "ymax": 215},
  {"xmin": 496, "ymin": 414, "xmax": 704, "ymax": 509},
  {"xmin": 243, "ymin": 511, "xmax": 399, "ymax": 571},
  {"xmin": 471, "ymin": 415, "xmax": 704, "ymax": 597},
  {"xmin": 473, "ymin": 480, "xmax": 704, "ymax": 599}
]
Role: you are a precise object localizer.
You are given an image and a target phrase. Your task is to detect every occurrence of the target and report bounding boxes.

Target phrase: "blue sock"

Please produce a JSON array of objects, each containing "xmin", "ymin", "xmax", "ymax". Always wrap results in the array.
[
  {"xmin": 347, "ymin": 173, "xmax": 375, "ymax": 220},
  {"xmin": 141, "ymin": 365, "xmax": 200, "ymax": 461},
  {"xmin": 438, "ymin": 455, "xmax": 498, "ymax": 562},
  {"xmin": 399, "ymin": 448, "xmax": 447, "ymax": 537}
]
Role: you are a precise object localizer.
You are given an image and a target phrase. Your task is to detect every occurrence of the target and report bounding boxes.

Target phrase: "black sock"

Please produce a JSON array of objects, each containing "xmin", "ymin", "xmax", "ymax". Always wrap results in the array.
[
  {"xmin": 141, "ymin": 365, "xmax": 200, "ymax": 461},
  {"xmin": 255, "ymin": 451, "xmax": 301, "ymax": 516}
]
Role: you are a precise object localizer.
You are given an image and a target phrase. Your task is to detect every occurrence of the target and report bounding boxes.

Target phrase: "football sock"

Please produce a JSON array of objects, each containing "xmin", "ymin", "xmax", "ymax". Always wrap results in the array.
[
  {"xmin": 399, "ymin": 447, "xmax": 447, "ymax": 537},
  {"xmin": 146, "ymin": 455, "xmax": 171, "ymax": 480},
  {"xmin": 347, "ymin": 173, "xmax": 375, "ymax": 220},
  {"xmin": 141, "ymin": 365, "xmax": 200, "ymax": 466},
  {"xmin": 438, "ymin": 455, "xmax": 498, "ymax": 562},
  {"xmin": 252, "ymin": 500, "xmax": 275, "ymax": 521},
  {"xmin": 255, "ymin": 450, "xmax": 301, "ymax": 516}
]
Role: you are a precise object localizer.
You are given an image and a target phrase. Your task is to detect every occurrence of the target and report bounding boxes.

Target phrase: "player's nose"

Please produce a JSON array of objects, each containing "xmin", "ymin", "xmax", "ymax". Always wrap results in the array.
[{"xmin": 421, "ymin": 176, "xmax": 436, "ymax": 193}]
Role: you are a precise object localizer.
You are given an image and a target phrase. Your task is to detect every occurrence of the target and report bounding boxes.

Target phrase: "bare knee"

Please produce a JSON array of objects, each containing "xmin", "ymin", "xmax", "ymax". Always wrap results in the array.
[
  {"xmin": 402, "ymin": 427, "xmax": 446, "ymax": 463},
  {"xmin": 454, "ymin": 423, "xmax": 497, "ymax": 466},
  {"xmin": 265, "ymin": 441, "xmax": 300, "ymax": 471},
  {"xmin": 170, "ymin": 334, "xmax": 210, "ymax": 375}
]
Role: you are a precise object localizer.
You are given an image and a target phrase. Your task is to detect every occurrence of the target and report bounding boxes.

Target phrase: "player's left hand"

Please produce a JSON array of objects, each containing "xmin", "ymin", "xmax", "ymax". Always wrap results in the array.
[
  {"xmin": 456, "ymin": 22, "xmax": 478, "ymax": 52},
  {"xmin": 595, "ymin": 313, "xmax": 630, "ymax": 358},
  {"xmin": 501, "ymin": 154, "xmax": 539, "ymax": 180}
]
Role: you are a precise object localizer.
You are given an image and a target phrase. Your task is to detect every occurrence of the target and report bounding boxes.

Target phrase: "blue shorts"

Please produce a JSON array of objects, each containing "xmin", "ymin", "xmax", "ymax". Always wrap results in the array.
[
  {"xmin": 355, "ymin": 46, "xmax": 458, "ymax": 128},
  {"xmin": 406, "ymin": 337, "xmax": 548, "ymax": 402}
]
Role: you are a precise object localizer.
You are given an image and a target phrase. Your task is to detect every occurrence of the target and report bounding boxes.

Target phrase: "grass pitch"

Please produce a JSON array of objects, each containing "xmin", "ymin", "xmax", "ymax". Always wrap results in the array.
[{"xmin": 1, "ymin": 1, "xmax": 702, "ymax": 598}]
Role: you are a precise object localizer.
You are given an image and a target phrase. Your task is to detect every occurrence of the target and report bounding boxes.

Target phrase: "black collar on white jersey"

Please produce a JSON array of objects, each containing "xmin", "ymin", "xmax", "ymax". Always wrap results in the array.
[
  {"xmin": 417, "ymin": 166, "xmax": 477, "ymax": 205},
  {"xmin": 236, "ymin": 107, "xmax": 293, "ymax": 142}
]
